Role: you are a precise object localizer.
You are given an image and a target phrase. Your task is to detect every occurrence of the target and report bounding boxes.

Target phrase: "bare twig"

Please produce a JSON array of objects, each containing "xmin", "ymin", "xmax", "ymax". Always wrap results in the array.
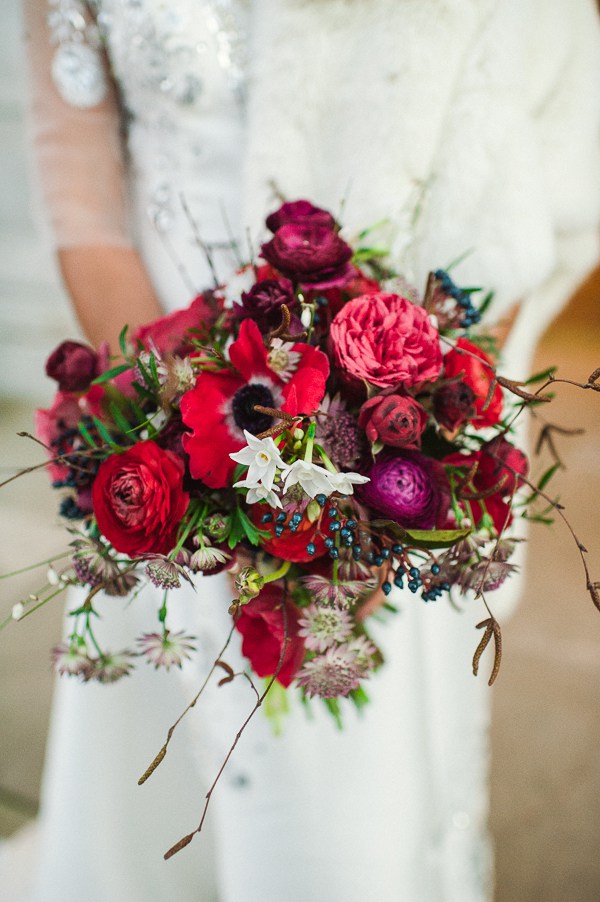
[
  {"xmin": 138, "ymin": 623, "xmax": 237, "ymax": 786},
  {"xmin": 163, "ymin": 593, "xmax": 291, "ymax": 860}
]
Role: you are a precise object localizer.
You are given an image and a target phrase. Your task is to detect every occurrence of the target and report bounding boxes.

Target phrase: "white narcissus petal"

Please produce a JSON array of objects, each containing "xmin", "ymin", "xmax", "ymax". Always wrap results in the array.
[{"xmin": 328, "ymin": 471, "xmax": 370, "ymax": 495}]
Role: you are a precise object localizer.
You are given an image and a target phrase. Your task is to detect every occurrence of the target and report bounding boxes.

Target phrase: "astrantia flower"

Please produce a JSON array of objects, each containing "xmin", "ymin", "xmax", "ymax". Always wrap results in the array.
[
  {"xmin": 144, "ymin": 556, "xmax": 193, "ymax": 591},
  {"xmin": 85, "ymin": 651, "xmax": 135, "ymax": 683},
  {"xmin": 51, "ymin": 641, "xmax": 94, "ymax": 678},
  {"xmin": 300, "ymin": 574, "xmax": 377, "ymax": 609},
  {"xmin": 315, "ymin": 394, "xmax": 365, "ymax": 468},
  {"xmin": 181, "ymin": 320, "xmax": 329, "ymax": 488},
  {"xmin": 137, "ymin": 630, "xmax": 196, "ymax": 670},
  {"xmin": 345, "ymin": 636, "xmax": 377, "ymax": 674},
  {"xmin": 296, "ymin": 646, "xmax": 362, "ymax": 698},
  {"xmin": 298, "ymin": 604, "xmax": 353, "ymax": 651},
  {"xmin": 189, "ymin": 544, "xmax": 231, "ymax": 572}
]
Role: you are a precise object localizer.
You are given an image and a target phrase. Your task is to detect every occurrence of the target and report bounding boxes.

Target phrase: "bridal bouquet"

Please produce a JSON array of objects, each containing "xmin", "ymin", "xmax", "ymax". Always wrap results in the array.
[{"xmin": 16, "ymin": 200, "xmax": 552, "ymax": 708}]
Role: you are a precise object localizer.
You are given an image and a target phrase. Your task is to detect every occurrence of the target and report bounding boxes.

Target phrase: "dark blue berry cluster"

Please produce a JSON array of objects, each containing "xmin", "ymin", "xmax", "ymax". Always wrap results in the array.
[{"xmin": 434, "ymin": 269, "xmax": 481, "ymax": 328}]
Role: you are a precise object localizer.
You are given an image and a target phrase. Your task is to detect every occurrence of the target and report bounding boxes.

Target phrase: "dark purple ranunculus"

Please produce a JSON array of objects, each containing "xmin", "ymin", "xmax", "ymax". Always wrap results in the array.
[
  {"xmin": 233, "ymin": 278, "xmax": 301, "ymax": 334},
  {"xmin": 266, "ymin": 200, "xmax": 336, "ymax": 233},
  {"xmin": 45, "ymin": 340, "xmax": 99, "ymax": 392},
  {"xmin": 359, "ymin": 451, "xmax": 445, "ymax": 529},
  {"xmin": 260, "ymin": 223, "xmax": 354, "ymax": 290},
  {"xmin": 358, "ymin": 390, "xmax": 428, "ymax": 449},
  {"xmin": 433, "ymin": 380, "xmax": 476, "ymax": 432}
]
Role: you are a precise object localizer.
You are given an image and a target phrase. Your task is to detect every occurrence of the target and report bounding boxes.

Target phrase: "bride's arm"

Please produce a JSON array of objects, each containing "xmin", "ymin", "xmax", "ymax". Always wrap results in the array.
[{"xmin": 22, "ymin": 0, "xmax": 163, "ymax": 351}]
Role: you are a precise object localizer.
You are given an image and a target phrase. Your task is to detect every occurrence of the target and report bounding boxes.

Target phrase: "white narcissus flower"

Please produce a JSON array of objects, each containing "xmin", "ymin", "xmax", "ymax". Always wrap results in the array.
[
  {"xmin": 245, "ymin": 483, "xmax": 283, "ymax": 509},
  {"xmin": 230, "ymin": 430, "xmax": 286, "ymax": 491},
  {"xmin": 327, "ymin": 470, "xmax": 370, "ymax": 495},
  {"xmin": 280, "ymin": 459, "xmax": 337, "ymax": 499}
]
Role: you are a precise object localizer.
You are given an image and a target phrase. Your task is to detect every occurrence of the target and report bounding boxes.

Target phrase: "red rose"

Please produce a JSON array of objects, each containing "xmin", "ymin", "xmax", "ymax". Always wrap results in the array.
[
  {"xmin": 234, "ymin": 584, "xmax": 305, "ymax": 687},
  {"xmin": 133, "ymin": 293, "xmax": 219, "ymax": 356},
  {"xmin": 330, "ymin": 292, "xmax": 442, "ymax": 389},
  {"xmin": 45, "ymin": 340, "xmax": 100, "ymax": 392},
  {"xmin": 92, "ymin": 440, "xmax": 189, "ymax": 556},
  {"xmin": 260, "ymin": 222, "xmax": 354, "ymax": 289},
  {"xmin": 442, "ymin": 338, "xmax": 503, "ymax": 428},
  {"xmin": 358, "ymin": 389, "xmax": 428, "ymax": 449}
]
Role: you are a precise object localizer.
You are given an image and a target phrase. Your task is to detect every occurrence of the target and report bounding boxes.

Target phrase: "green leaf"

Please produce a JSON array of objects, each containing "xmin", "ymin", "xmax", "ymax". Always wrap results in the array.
[
  {"xmin": 108, "ymin": 402, "xmax": 134, "ymax": 437},
  {"xmin": 322, "ymin": 697, "xmax": 343, "ymax": 730},
  {"xmin": 370, "ymin": 520, "xmax": 472, "ymax": 549},
  {"xmin": 227, "ymin": 504, "xmax": 269, "ymax": 548},
  {"xmin": 524, "ymin": 366, "xmax": 557, "ymax": 385},
  {"xmin": 91, "ymin": 363, "xmax": 132, "ymax": 385},
  {"xmin": 77, "ymin": 420, "xmax": 97, "ymax": 448},
  {"xmin": 91, "ymin": 416, "xmax": 121, "ymax": 450},
  {"xmin": 118, "ymin": 324, "xmax": 130, "ymax": 357},
  {"xmin": 477, "ymin": 290, "xmax": 495, "ymax": 317}
]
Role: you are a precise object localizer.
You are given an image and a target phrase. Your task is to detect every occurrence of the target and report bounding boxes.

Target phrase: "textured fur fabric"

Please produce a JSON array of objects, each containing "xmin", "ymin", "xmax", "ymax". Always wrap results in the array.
[{"xmin": 243, "ymin": 0, "xmax": 600, "ymax": 357}]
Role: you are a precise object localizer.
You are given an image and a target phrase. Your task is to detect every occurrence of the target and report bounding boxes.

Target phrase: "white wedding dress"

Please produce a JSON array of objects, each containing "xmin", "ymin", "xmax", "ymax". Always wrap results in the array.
[{"xmin": 5, "ymin": 1, "xmax": 600, "ymax": 900}]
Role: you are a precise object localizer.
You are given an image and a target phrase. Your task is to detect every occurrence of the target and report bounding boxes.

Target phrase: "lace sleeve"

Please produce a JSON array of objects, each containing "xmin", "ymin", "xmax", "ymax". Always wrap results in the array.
[{"xmin": 22, "ymin": 0, "xmax": 132, "ymax": 248}]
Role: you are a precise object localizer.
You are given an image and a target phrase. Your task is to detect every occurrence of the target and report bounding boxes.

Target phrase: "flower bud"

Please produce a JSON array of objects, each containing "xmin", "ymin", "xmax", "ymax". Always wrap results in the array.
[
  {"xmin": 45, "ymin": 340, "xmax": 99, "ymax": 392},
  {"xmin": 204, "ymin": 512, "xmax": 232, "ymax": 542},
  {"xmin": 234, "ymin": 566, "xmax": 265, "ymax": 602}
]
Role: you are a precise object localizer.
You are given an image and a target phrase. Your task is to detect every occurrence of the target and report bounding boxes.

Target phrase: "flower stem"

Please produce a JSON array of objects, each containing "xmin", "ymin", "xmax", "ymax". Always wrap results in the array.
[
  {"xmin": 263, "ymin": 559, "xmax": 292, "ymax": 584},
  {"xmin": 0, "ymin": 553, "xmax": 69, "ymax": 581},
  {"xmin": 304, "ymin": 422, "xmax": 316, "ymax": 463}
]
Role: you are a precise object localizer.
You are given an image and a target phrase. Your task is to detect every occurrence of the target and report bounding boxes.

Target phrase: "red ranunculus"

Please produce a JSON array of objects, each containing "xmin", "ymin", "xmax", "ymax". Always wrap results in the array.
[
  {"xmin": 358, "ymin": 389, "xmax": 429, "ymax": 449},
  {"xmin": 265, "ymin": 199, "xmax": 336, "ymax": 233},
  {"xmin": 92, "ymin": 440, "xmax": 189, "ymax": 556},
  {"xmin": 234, "ymin": 583, "xmax": 306, "ymax": 687},
  {"xmin": 133, "ymin": 293, "xmax": 219, "ymax": 356},
  {"xmin": 330, "ymin": 292, "xmax": 442, "ymax": 389},
  {"xmin": 442, "ymin": 338, "xmax": 503, "ymax": 428},
  {"xmin": 181, "ymin": 319, "xmax": 329, "ymax": 488},
  {"xmin": 45, "ymin": 340, "xmax": 100, "ymax": 392},
  {"xmin": 261, "ymin": 222, "xmax": 354, "ymax": 289},
  {"xmin": 444, "ymin": 437, "xmax": 528, "ymax": 532}
]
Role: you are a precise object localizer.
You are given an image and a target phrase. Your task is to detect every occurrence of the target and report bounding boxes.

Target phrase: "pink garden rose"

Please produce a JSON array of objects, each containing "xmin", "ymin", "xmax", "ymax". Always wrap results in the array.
[{"xmin": 330, "ymin": 293, "xmax": 442, "ymax": 389}]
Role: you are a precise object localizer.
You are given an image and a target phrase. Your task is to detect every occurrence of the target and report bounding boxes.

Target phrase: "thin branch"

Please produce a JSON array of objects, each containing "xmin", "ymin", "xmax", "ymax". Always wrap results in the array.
[
  {"xmin": 138, "ymin": 623, "xmax": 237, "ymax": 786},
  {"xmin": 163, "ymin": 593, "xmax": 291, "ymax": 860}
]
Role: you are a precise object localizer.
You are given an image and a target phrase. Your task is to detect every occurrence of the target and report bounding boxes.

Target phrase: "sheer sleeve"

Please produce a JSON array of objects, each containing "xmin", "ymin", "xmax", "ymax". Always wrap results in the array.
[{"xmin": 22, "ymin": 0, "xmax": 132, "ymax": 248}]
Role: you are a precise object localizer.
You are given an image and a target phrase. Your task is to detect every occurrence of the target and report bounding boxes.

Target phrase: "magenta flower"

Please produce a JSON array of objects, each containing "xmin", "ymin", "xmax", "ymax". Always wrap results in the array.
[{"xmin": 359, "ymin": 451, "xmax": 446, "ymax": 529}]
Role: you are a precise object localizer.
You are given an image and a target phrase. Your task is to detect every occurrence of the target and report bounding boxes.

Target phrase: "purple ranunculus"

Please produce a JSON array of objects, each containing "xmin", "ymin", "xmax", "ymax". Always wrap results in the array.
[
  {"xmin": 45, "ymin": 340, "xmax": 99, "ymax": 392},
  {"xmin": 359, "ymin": 451, "xmax": 445, "ymax": 529},
  {"xmin": 261, "ymin": 222, "xmax": 354, "ymax": 290},
  {"xmin": 266, "ymin": 200, "xmax": 336, "ymax": 233},
  {"xmin": 233, "ymin": 278, "xmax": 301, "ymax": 334}
]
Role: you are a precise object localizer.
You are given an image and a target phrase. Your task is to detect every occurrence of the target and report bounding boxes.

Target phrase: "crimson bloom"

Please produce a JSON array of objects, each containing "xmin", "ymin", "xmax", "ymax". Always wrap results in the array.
[
  {"xmin": 181, "ymin": 319, "xmax": 329, "ymax": 488},
  {"xmin": 234, "ymin": 583, "xmax": 306, "ymax": 687},
  {"xmin": 92, "ymin": 440, "xmax": 189, "ymax": 557},
  {"xmin": 444, "ymin": 437, "xmax": 528, "ymax": 532},
  {"xmin": 442, "ymin": 338, "xmax": 503, "ymax": 428}
]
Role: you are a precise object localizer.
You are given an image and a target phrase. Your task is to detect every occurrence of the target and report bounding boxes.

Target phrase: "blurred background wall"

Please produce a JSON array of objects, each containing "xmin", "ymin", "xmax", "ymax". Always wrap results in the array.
[{"xmin": 1, "ymin": 2, "xmax": 599, "ymax": 900}]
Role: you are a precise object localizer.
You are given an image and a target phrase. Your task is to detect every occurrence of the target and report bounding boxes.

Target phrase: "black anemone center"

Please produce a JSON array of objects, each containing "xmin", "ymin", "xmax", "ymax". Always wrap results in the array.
[{"xmin": 232, "ymin": 383, "xmax": 275, "ymax": 434}]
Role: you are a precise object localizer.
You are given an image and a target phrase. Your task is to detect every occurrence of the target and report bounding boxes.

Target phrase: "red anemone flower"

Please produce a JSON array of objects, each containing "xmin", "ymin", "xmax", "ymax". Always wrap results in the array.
[{"xmin": 180, "ymin": 320, "xmax": 329, "ymax": 488}]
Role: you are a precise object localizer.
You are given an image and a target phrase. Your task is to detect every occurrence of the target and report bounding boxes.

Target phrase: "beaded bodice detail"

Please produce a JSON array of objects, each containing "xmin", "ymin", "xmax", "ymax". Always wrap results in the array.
[{"xmin": 48, "ymin": 0, "xmax": 250, "ymax": 301}]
